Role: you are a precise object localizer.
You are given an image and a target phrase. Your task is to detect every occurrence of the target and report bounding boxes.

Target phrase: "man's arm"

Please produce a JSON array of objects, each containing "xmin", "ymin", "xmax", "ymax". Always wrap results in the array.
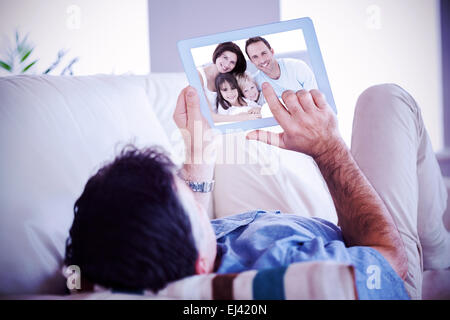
[
  {"xmin": 246, "ymin": 83, "xmax": 408, "ymax": 279},
  {"xmin": 314, "ymin": 138, "xmax": 407, "ymax": 279},
  {"xmin": 173, "ymin": 87, "xmax": 217, "ymax": 213},
  {"xmin": 179, "ymin": 163, "xmax": 214, "ymax": 214}
]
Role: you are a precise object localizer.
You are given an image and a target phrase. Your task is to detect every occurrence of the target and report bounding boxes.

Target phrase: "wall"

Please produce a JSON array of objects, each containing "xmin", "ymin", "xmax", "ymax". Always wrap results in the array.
[
  {"xmin": 0, "ymin": 0, "xmax": 149, "ymax": 76},
  {"xmin": 148, "ymin": 0, "xmax": 280, "ymax": 72},
  {"xmin": 1, "ymin": 0, "xmax": 444, "ymax": 153},
  {"xmin": 280, "ymin": 0, "xmax": 443, "ymax": 151},
  {"xmin": 442, "ymin": 0, "xmax": 450, "ymax": 149},
  {"xmin": 438, "ymin": 0, "xmax": 450, "ymax": 176}
]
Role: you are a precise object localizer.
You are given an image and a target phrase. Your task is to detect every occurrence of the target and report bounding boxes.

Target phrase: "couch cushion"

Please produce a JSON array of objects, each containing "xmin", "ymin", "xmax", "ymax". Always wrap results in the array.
[
  {"xmin": 0, "ymin": 74, "xmax": 173, "ymax": 294},
  {"xmin": 145, "ymin": 73, "xmax": 188, "ymax": 149}
]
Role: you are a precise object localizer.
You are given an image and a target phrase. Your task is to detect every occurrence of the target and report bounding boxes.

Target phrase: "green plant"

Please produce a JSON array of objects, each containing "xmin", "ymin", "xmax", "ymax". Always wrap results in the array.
[
  {"xmin": 0, "ymin": 30, "xmax": 79, "ymax": 75},
  {"xmin": 0, "ymin": 31, "xmax": 37, "ymax": 74}
]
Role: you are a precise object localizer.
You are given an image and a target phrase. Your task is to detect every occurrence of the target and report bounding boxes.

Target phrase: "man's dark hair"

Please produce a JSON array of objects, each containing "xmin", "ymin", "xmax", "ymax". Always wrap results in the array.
[
  {"xmin": 212, "ymin": 41, "xmax": 247, "ymax": 75},
  {"xmin": 65, "ymin": 145, "xmax": 198, "ymax": 293},
  {"xmin": 245, "ymin": 36, "xmax": 272, "ymax": 59}
]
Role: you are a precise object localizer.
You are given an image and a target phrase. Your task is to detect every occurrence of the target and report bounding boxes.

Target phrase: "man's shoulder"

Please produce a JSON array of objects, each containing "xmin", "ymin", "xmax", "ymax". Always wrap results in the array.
[
  {"xmin": 211, "ymin": 210, "xmax": 268, "ymax": 237},
  {"xmin": 212, "ymin": 210, "xmax": 300, "ymax": 237},
  {"xmin": 279, "ymin": 57, "xmax": 309, "ymax": 69},
  {"xmin": 212, "ymin": 210, "xmax": 277, "ymax": 224}
]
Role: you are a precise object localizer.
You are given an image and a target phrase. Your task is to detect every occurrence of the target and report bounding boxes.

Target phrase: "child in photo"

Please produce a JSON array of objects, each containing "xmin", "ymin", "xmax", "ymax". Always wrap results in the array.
[
  {"xmin": 215, "ymin": 73, "xmax": 262, "ymax": 117},
  {"xmin": 237, "ymin": 72, "xmax": 274, "ymax": 119},
  {"xmin": 236, "ymin": 72, "xmax": 264, "ymax": 105}
]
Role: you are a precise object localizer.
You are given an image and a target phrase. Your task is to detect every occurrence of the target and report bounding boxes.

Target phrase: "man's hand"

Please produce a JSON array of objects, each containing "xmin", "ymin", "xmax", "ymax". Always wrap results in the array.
[
  {"xmin": 246, "ymin": 82, "xmax": 343, "ymax": 159},
  {"xmin": 247, "ymin": 82, "xmax": 408, "ymax": 279},
  {"xmin": 174, "ymin": 86, "xmax": 209, "ymax": 132},
  {"xmin": 173, "ymin": 86, "xmax": 217, "ymax": 215},
  {"xmin": 173, "ymin": 86, "xmax": 217, "ymax": 165}
]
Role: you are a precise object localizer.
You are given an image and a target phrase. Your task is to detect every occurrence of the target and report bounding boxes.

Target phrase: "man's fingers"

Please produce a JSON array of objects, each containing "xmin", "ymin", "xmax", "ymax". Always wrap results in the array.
[
  {"xmin": 296, "ymin": 90, "xmax": 315, "ymax": 113},
  {"xmin": 310, "ymin": 89, "xmax": 329, "ymax": 110},
  {"xmin": 261, "ymin": 82, "xmax": 291, "ymax": 127},
  {"xmin": 246, "ymin": 130, "xmax": 285, "ymax": 149},
  {"xmin": 281, "ymin": 90, "xmax": 304, "ymax": 116}
]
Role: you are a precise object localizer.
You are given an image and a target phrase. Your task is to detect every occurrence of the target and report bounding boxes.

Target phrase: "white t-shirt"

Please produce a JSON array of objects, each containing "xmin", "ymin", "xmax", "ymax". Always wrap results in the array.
[
  {"xmin": 217, "ymin": 98, "xmax": 260, "ymax": 115},
  {"xmin": 253, "ymin": 58, "xmax": 318, "ymax": 102},
  {"xmin": 197, "ymin": 66, "xmax": 217, "ymax": 107}
]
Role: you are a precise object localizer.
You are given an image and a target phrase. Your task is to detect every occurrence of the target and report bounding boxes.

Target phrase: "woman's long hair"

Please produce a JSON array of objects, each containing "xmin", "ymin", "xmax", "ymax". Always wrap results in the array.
[{"xmin": 215, "ymin": 73, "xmax": 246, "ymax": 111}]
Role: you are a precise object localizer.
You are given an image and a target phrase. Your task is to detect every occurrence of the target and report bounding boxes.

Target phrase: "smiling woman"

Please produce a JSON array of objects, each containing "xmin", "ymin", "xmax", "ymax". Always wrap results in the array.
[
  {"xmin": 197, "ymin": 42, "xmax": 246, "ymax": 93},
  {"xmin": 196, "ymin": 42, "xmax": 261, "ymax": 122}
]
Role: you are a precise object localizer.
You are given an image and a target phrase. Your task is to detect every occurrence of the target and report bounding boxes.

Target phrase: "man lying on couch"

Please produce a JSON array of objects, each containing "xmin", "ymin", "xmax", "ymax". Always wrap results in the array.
[{"xmin": 65, "ymin": 82, "xmax": 449, "ymax": 300}]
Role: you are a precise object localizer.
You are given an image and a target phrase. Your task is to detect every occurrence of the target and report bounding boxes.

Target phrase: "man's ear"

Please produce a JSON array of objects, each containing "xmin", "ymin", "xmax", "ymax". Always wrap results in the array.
[{"xmin": 195, "ymin": 255, "xmax": 209, "ymax": 274}]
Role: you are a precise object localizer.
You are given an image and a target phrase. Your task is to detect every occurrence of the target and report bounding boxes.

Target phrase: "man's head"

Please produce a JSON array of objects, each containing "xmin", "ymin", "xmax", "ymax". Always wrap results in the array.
[
  {"xmin": 245, "ymin": 37, "xmax": 278, "ymax": 76},
  {"xmin": 65, "ymin": 145, "xmax": 216, "ymax": 293}
]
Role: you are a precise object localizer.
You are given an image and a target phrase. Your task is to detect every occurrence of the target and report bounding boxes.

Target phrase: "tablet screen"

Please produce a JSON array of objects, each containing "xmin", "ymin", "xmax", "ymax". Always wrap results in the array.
[{"xmin": 178, "ymin": 18, "xmax": 336, "ymax": 133}]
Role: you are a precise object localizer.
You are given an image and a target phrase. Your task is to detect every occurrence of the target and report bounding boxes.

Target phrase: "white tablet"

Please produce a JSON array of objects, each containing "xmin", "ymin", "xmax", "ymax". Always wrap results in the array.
[{"xmin": 177, "ymin": 17, "xmax": 336, "ymax": 133}]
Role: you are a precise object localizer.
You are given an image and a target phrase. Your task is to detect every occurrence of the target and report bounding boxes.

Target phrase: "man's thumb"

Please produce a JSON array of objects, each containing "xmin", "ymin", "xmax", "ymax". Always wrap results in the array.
[{"xmin": 186, "ymin": 87, "xmax": 199, "ymax": 107}]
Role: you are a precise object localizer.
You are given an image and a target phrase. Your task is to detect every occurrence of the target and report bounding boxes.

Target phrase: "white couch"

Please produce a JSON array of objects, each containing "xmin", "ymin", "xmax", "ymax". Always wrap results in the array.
[{"xmin": 0, "ymin": 74, "xmax": 448, "ymax": 299}]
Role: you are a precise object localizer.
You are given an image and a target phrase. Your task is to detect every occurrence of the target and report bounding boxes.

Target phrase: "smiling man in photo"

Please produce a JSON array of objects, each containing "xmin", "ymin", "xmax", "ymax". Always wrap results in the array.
[{"xmin": 245, "ymin": 36, "xmax": 318, "ymax": 104}]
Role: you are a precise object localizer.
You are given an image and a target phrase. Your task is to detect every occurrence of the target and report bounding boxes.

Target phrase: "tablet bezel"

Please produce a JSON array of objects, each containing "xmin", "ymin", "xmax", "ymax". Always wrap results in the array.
[{"xmin": 177, "ymin": 17, "xmax": 336, "ymax": 133}]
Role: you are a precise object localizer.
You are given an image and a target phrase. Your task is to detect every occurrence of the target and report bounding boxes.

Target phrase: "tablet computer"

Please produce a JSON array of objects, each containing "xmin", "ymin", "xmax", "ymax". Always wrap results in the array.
[{"xmin": 177, "ymin": 17, "xmax": 336, "ymax": 133}]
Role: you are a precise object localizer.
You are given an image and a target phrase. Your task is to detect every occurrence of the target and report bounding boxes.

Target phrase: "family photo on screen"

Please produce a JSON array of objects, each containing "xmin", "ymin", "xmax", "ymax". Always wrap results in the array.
[{"xmin": 195, "ymin": 35, "xmax": 318, "ymax": 123}]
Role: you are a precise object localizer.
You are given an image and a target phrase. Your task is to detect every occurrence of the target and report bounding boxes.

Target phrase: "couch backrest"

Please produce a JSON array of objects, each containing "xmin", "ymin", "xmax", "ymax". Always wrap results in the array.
[{"xmin": 0, "ymin": 74, "xmax": 186, "ymax": 294}]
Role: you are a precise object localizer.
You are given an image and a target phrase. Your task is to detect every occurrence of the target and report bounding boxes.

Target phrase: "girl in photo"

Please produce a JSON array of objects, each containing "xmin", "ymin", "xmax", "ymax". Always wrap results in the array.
[{"xmin": 215, "ymin": 73, "xmax": 262, "ymax": 117}]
